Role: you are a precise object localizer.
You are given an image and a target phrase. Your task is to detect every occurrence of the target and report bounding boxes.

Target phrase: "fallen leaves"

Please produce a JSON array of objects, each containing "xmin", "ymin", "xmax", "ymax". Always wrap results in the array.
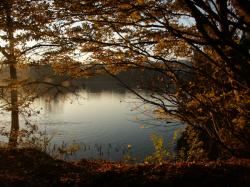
[{"xmin": 0, "ymin": 148, "xmax": 249, "ymax": 187}]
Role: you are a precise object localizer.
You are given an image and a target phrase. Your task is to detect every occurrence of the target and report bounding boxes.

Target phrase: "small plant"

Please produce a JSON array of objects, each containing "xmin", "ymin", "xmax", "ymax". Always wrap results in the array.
[
  {"xmin": 123, "ymin": 144, "xmax": 137, "ymax": 163},
  {"xmin": 18, "ymin": 122, "xmax": 55, "ymax": 152},
  {"xmin": 144, "ymin": 134, "xmax": 168, "ymax": 164},
  {"xmin": 53, "ymin": 142, "xmax": 81, "ymax": 160}
]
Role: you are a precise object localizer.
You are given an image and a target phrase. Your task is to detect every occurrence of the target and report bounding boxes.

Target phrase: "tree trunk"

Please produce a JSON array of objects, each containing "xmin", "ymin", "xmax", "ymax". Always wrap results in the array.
[
  {"xmin": 3, "ymin": 1, "xmax": 19, "ymax": 147},
  {"xmin": 8, "ymin": 64, "xmax": 19, "ymax": 147}
]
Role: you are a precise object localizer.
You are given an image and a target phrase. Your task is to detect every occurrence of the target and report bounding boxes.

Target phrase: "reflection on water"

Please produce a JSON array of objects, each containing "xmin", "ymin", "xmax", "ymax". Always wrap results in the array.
[{"xmin": 0, "ymin": 70, "xmax": 183, "ymax": 162}]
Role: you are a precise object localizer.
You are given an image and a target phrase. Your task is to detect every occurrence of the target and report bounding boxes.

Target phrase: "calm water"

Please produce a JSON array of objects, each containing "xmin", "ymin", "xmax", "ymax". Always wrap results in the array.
[{"xmin": 0, "ymin": 78, "xmax": 183, "ymax": 162}]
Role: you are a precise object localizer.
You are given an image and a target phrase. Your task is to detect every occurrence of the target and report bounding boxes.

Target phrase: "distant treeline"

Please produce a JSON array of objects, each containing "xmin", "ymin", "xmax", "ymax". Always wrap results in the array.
[{"xmin": 1, "ymin": 64, "xmax": 176, "ymax": 93}]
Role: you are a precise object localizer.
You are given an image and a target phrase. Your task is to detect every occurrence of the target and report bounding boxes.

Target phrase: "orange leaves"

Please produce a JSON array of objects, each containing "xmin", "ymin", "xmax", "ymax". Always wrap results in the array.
[
  {"xmin": 233, "ymin": 116, "xmax": 247, "ymax": 130},
  {"xmin": 204, "ymin": 47, "xmax": 222, "ymax": 62},
  {"xmin": 0, "ymin": 0, "xmax": 68, "ymax": 66},
  {"xmin": 119, "ymin": 3, "xmax": 133, "ymax": 10},
  {"xmin": 129, "ymin": 11, "xmax": 141, "ymax": 21},
  {"xmin": 136, "ymin": 0, "xmax": 145, "ymax": 5},
  {"xmin": 134, "ymin": 55, "xmax": 148, "ymax": 64}
]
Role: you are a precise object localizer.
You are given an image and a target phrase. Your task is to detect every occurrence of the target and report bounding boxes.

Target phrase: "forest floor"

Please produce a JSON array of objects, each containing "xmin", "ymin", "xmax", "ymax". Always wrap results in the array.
[{"xmin": 0, "ymin": 148, "xmax": 249, "ymax": 187}]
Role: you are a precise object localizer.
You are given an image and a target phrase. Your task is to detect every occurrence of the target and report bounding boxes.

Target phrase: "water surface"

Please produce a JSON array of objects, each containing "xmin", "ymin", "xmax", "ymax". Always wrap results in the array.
[{"xmin": 0, "ymin": 75, "xmax": 182, "ymax": 162}]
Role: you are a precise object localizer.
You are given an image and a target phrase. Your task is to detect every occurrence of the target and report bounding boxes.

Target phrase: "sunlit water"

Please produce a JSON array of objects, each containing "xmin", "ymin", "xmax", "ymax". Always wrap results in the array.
[{"xmin": 0, "ymin": 86, "xmax": 183, "ymax": 162}]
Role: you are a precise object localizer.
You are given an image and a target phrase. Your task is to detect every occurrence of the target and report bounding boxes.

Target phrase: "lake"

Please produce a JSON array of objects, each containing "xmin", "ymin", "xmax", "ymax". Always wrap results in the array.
[{"xmin": 0, "ymin": 70, "xmax": 183, "ymax": 162}]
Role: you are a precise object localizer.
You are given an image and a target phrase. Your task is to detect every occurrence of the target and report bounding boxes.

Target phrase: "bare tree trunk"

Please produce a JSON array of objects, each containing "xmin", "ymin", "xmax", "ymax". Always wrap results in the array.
[{"xmin": 8, "ymin": 64, "xmax": 19, "ymax": 147}]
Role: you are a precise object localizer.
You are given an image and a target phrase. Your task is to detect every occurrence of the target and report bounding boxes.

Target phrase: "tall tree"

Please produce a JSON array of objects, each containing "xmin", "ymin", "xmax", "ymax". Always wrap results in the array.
[
  {"xmin": 0, "ymin": 0, "xmax": 75, "ymax": 146},
  {"xmin": 55, "ymin": 0, "xmax": 250, "ymax": 158}
]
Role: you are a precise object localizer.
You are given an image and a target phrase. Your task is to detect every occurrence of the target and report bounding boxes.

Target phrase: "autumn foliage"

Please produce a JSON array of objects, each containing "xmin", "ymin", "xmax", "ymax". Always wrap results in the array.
[
  {"xmin": 0, "ymin": 1, "xmax": 249, "ymax": 159},
  {"xmin": 52, "ymin": 0, "xmax": 250, "ymax": 159}
]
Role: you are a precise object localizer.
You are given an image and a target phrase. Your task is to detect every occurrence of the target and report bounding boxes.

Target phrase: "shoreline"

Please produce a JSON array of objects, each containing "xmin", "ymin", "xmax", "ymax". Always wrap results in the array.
[{"xmin": 0, "ymin": 148, "xmax": 249, "ymax": 187}]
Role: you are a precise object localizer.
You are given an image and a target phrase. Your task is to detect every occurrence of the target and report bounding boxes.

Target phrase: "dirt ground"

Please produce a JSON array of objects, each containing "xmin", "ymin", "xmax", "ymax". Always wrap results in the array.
[{"xmin": 0, "ymin": 148, "xmax": 249, "ymax": 187}]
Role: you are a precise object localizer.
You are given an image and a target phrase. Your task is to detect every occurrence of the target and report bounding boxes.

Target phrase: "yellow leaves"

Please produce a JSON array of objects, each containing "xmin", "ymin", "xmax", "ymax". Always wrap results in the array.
[
  {"xmin": 150, "ymin": 134, "xmax": 164, "ymax": 149},
  {"xmin": 154, "ymin": 108, "xmax": 165, "ymax": 115},
  {"xmin": 144, "ymin": 134, "xmax": 168, "ymax": 163}
]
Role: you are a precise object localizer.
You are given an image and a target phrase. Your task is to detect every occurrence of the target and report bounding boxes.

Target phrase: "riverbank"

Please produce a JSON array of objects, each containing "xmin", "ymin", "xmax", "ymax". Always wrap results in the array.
[{"xmin": 0, "ymin": 148, "xmax": 249, "ymax": 187}]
